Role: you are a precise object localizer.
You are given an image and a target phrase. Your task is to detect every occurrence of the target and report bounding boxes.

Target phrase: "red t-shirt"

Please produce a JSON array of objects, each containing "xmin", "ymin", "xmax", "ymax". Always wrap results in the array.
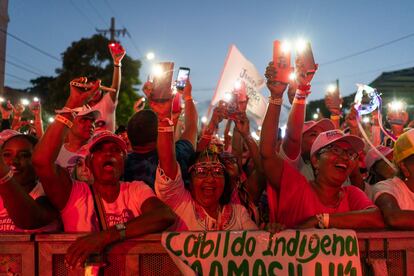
[{"xmin": 276, "ymin": 161, "xmax": 375, "ymax": 228}]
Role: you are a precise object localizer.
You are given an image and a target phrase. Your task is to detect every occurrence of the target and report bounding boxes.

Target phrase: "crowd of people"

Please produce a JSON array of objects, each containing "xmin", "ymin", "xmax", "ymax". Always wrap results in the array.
[{"xmin": 0, "ymin": 41, "xmax": 414, "ymax": 269}]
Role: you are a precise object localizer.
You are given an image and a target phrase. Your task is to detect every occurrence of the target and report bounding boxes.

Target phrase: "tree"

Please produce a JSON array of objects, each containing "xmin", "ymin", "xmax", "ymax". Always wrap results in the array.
[{"xmin": 28, "ymin": 34, "xmax": 141, "ymax": 126}]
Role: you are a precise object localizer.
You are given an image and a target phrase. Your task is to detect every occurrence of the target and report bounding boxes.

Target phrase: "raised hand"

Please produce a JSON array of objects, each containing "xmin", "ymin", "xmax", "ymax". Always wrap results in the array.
[
  {"xmin": 108, "ymin": 42, "xmax": 126, "ymax": 65},
  {"xmin": 325, "ymin": 91, "xmax": 343, "ymax": 115},
  {"xmin": 66, "ymin": 77, "xmax": 101, "ymax": 108},
  {"xmin": 264, "ymin": 62, "xmax": 288, "ymax": 97}
]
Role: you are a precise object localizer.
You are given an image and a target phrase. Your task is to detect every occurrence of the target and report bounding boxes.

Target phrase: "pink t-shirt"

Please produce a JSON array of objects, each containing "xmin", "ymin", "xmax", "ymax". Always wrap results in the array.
[
  {"xmin": 276, "ymin": 161, "xmax": 375, "ymax": 228},
  {"xmin": 61, "ymin": 180, "xmax": 155, "ymax": 232}
]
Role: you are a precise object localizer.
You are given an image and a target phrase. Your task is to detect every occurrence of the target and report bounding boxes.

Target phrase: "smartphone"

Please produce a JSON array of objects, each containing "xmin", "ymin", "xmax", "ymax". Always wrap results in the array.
[
  {"xmin": 151, "ymin": 62, "xmax": 174, "ymax": 101},
  {"xmin": 296, "ymin": 42, "xmax": 317, "ymax": 75},
  {"xmin": 176, "ymin": 67, "xmax": 190, "ymax": 90},
  {"xmin": 273, "ymin": 40, "xmax": 292, "ymax": 84}
]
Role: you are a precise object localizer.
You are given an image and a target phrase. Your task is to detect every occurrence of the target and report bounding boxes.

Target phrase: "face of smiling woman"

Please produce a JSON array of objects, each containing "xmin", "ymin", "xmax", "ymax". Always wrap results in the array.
[
  {"xmin": 313, "ymin": 141, "xmax": 358, "ymax": 186},
  {"xmin": 189, "ymin": 155, "xmax": 225, "ymax": 212}
]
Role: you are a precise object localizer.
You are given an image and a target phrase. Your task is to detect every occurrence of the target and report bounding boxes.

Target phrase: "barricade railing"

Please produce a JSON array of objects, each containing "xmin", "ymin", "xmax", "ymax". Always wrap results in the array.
[{"xmin": 0, "ymin": 231, "xmax": 413, "ymax": 275}]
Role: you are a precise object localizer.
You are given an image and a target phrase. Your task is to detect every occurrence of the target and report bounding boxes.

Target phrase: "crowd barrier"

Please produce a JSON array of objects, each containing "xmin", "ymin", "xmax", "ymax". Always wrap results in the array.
[{"xmin": 0, "ymin": 231, "xmax": 413, "ymax": 275}]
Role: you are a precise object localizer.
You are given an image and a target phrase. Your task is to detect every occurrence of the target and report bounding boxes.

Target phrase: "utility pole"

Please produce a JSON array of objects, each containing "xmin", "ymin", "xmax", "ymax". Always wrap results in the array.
[
  {"xmin": 96, "ymin": 17, "xmax": 127, "ymax": 42},
  {"xmin": 0, "ymin": 0, "xmax": 9, "ymax": 94}
]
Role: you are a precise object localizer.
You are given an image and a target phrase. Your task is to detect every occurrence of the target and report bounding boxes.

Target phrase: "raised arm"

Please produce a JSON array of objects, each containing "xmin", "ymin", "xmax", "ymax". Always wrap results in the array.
[
  {"xmin": 29, "ymin": 100, "xmax": 44, "ymax": 138},
  {"xmin": 179, "ymin": 79, "xmax": 198, "ymax": 149},
  {"xmin": 32, "ymin": 79, "xmax": 100, "ymax": 210},
  {"xmin": 281, "ymin": 55, "xmax": 316, "ymax": 160},
  {"xmin": 151, "ymin": 96, "xmax": 177, "ymax": 179},
  {"xmin": 260, "ymin": 62, "xmax": 288, "ymax": 189},
  {"xmin": 197, "ymin": 102, "xmax": 226, "ymax": 152},
  {"xmin": 108, "ymin": 42, "xmax": 126, "ymax": 103},
  {"xmin": 234, "ymin": 112, "xmax": 266, "ymax": 203}
]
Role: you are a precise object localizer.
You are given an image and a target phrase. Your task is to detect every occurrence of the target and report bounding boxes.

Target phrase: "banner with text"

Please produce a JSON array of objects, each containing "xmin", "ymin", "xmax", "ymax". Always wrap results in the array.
[
  {"xmin": 162, "ymin": 229, "xmax": 362, "ymax": 276},
  {"xmin": 210, "ymin": 45, "xmax": 267, "ymax": 126}
]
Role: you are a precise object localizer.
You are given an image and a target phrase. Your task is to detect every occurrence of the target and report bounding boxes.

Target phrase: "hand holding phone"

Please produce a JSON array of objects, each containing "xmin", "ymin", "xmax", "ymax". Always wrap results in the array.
[
  {"xmin": 108, "ymin": 42, "xmax": 126, "ymax": 64},
  {"xmin": 272, "ymin": 40, "xmax": 292, "ymax": 84},
  {"xmin": 151, "ymin": 62, "xmax": 174, "ymax": 101},
  {"xmin": 295, "ymin": 42, "xmax": 318, "ymax": 85},
  {"xmin": 176, "ymin": 67, "xmax": 190, "ymax": 90}
]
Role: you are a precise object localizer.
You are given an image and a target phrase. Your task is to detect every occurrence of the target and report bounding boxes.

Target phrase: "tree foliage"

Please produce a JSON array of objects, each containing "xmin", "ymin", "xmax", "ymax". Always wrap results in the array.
[{"xmin": 28, "ymin": 34, "xmax": 141, "ymax": 126}]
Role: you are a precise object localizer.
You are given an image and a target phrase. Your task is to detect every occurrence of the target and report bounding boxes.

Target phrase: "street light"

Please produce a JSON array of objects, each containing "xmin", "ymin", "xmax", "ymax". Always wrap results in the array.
[{"xmin": 146, "ymin": 52, "xmax": 155, "ymax": 61}]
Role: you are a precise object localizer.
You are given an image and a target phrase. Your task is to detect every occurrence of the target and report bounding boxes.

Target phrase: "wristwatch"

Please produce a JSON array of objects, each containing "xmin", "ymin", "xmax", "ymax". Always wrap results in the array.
[{"xmin": 115, "ymin": 223, "xmax": 127, "ymax": 240}]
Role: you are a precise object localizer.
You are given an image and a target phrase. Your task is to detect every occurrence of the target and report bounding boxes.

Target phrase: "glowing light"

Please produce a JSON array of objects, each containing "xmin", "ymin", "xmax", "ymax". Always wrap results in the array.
[
  {"xmin": 251, "ymin": 131, "xmax": 260, "ymax": 141},
  {"xmin": 146, "ymin": 52, "xmax": 155, "ymax": 61},
  {"xmin": 0, "ymin": 97, "xmax": 5, "ymax": 103},
  {"xmin": 21, "ymin": 98, "xmax": 30, "ymax": 106},
  {"xmin": 281, "ymin": 40, "xmax": 291, "ymax": 53},
  {"xmin": 234, "ymin": 80, "xmax": 242, "ymax": 90},
  {"xmin": 389, "ymin": 100, "xmax": 405, "ymax": 112},
  {"xmin": 201, "ymin": 116, "xmax": 208, "ymax": 124},
  {"xmin": 224, "ymin": 92, "xmax": 233, "ymax": 102},
  {"xmin": 33, "ymin": 97, "xmax": 39, "ymax": 102},
  {"xmin": 258, "ymin": 125, "xmax": 262, "ymax": 131},
  {"xmin": 48, "ymin": 117, "xmax": 55, "ymax": 123},
  {"xmin": 151, "ymin": 64, "xmax": 163, "ymax": 77},
  {"xmin": 29, "ymin": 120, "xmax": 34, "ymax": 124},
  {"xmin": 313, "ymin": 113, "xmax": 319, "ymax": 120},
  {"xmin": 289, "ymin": 72, "xmax": 296, "ymax": 81},
  {"xmin": 327, "ymin": 84, "xmax": 336, "ymax": 93},
  {"xmin": 362, "ymin": 117, "xmax": 370, "ymax": 124},
  {"xmin": 295, "ymin": 38, "xmax": 307, "ymax": 53},
  {"xmin": 280, "ymin": 124, "xmax": 287, "ymax": 138},
  {"xmin": 141, "ymin": 97, "xmax": 146, "ymax": 102},
  {"xmin": 109, "ymin": 43, "xmax": 116, "ymax": 47}
]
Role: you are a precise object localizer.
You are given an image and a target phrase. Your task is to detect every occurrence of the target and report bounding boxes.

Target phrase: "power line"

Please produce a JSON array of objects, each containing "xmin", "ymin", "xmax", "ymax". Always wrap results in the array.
[
  {"xmin": 85, "ymin": 0, "xmax": 108, "ymax": 26},
  {"xmin": 101, "ymin": 0, "xmax": 143, "ymax": 57},
  {"xmin": 4, "ymin": 58, "xmax": 42, "ymax": 76},
  {"xmin": 7, "ymin": 54, "xmax": 48, "ymax": 75},
  {"xmin": 68, "ymin": 0, "xmax": 97, "ymax": 30},
  {"xmin": 0, "ymin": 29, "xmax": 61, "ymax": 62},
  {"xmin": 320, "ymin": 32, "xmax": 414, "ymax": 66},
  {"xmin": 3, "ymin": 71, "xmax": 31, "ymax": 84}
]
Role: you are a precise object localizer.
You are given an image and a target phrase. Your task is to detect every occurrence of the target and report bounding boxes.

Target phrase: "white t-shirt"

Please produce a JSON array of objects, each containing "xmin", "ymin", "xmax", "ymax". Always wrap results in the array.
[
  {"xmin": 56, "ymin": 144, "xmax": 79, "ymax": 170},
  {"xmin": 0, "ymin": 182, "xmax": 61, "ymax": 232},
  {"xmin": 92, "ymin": 92, "xmax": 117, "ymax": 132},
  {"xmin": 61, "ymin": 180, "xmax": 155, "ymax": 232},
  {"xmin": 372, "ymin": 177, "xmax": 414, "ymax": 210},
  {"xmin": 155, "ymin": 165, "xmax": 258, "ymax": 231}
]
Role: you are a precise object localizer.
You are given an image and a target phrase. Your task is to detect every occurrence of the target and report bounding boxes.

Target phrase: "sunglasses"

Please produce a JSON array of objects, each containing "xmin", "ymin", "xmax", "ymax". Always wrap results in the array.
[{"xmin": 188, "ymin": 162, "xmax": 225, "ymax": 178}]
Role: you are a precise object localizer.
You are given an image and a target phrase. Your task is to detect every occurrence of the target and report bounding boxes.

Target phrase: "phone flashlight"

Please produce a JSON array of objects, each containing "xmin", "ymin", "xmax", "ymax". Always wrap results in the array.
[
  {"xmin": 33, "ymin": 97, "xmax": 39, "ymax": 102},
  {"xmin": 224, "ymin": 92, "xmax": 233, "ymax": 103},
  {"xmin": 389, "ymin": 100, "xmax": 405, "ymax": 112},
  {"xmin": 0, "ymin": 97, "xmax": 5, "ymax": 103},
  {"xmin": 295, "ymin": 38, "xmax": 308, "ymax": 54},
  {"xmin": 327, "ymin": 84, "xmax": 337, "ymax": 94},
  {"xmin": 289, "ymin": 72, "xmax": 296, "ymax": 81},
  {"xmin": 201, "ymin": 116, "xmax": 208, "ymax": 124},
  {"xmin": 234, "ymin": 80, "xmax": 242, "ymax": 90},
  {"xmin": 152, "ymin": 64, "xmax": 163, "ymax": 78},
  {"xmin": 281, "ymin": 40, "xmax": 291, "ymax": 54},
  {"xmin": 21, "ymin": 99, "xmax": 30, "ymax": 106}
]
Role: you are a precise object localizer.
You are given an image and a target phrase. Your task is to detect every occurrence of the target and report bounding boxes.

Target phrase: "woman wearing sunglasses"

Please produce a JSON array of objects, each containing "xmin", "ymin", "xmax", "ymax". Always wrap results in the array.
[{"xmin": 153, "ymin": 97, "xmax": 258, "ymax": 231}]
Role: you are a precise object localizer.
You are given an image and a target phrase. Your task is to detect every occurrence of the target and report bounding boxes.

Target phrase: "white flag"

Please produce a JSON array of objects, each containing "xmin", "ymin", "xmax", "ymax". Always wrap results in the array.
[{"xmin": 210, "ymin": 45, "xmax": 267, "ymax": 125}]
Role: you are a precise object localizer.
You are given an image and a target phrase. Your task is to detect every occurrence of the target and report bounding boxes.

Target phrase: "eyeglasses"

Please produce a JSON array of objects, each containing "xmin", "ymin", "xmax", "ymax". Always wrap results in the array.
[
  {"xmin": 188, "ymin": 162, "xmax": 225, "ymax": 178},
  {"xmin": 318, "ymin": 144, "xmax": 359, "ymax": 161}
]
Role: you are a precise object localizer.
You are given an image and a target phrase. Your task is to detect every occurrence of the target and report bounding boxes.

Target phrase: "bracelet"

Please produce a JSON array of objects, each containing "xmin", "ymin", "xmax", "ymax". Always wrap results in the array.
[
  {"xmin": 0, "ymin": 170, "xmax": 13, "ymax": 185},
  {"xmin": 268, "ymin": 96, "xmax": 283, "ymax": 105},
  {"xmin": 159, "ymin": 118, "xmax": 174, "ymax": 126},
  {"xmin": 330, "ymin": 115, "xmax": 341, "ymax": 120},
  {"xmin": 55, "ymin": 115, "xmax": 73, "ymax": 128},
  {"xmin": 316, "ymin": 213, "xmax": 330, "ymax": 229},
  {"xmin": 184, "ymin": 96, "xmax": 193, "ymax": 102},
  {"xmin": 114, "ymin": 63, "xmax": 122, "ymax": 67},
  {"xmin": 293, "ymin": 98, "xmax": 306, "ymax": 105},
  {"xmin": 158, "ymin": 126, "xmax": 174, "ymax": 133}
]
